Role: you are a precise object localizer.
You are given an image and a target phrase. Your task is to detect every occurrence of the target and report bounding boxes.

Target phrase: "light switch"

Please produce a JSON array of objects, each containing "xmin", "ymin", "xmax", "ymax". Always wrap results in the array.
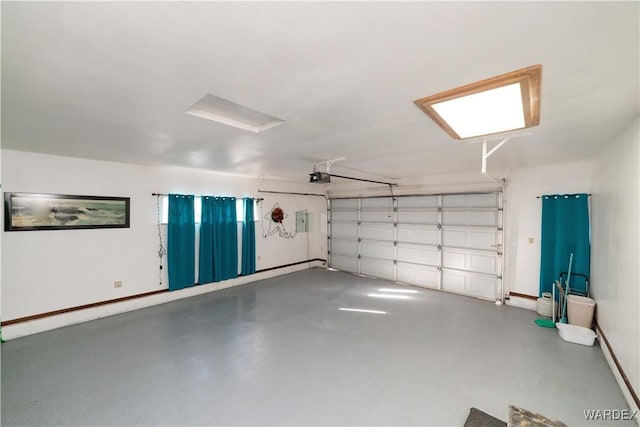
[{"xmin": 528, "ymin": 237, "xmax": 534, "ymax": 244}]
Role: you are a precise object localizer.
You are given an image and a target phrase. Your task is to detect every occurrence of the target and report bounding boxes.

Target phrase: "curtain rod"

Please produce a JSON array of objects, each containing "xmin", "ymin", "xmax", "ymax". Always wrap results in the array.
[
  {"xmin": 536, "ymin": 193, "xmax": 592, "ymax": 199},
  {"xmin": 151, "ymin": 193, "xmax": 263, "ymax": 201}
]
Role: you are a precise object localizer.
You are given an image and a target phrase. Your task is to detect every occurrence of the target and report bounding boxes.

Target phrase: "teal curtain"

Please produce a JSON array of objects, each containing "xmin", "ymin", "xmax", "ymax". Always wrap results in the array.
[
  {"xmin": 539, "ymin": 194, "xmax": 590, "ymax": 296},
  {"xmin": 199, "ymin": 196, "xmax": 215, "ymax": 284},
  {"xmin": 167, "ymin": 194, "xmax": 195, "ymax": 291},
  {"xmin": 241, "ymin": 198, "xmax": 256, "ymax": 275},
  {"xmin": 199, "ymin": 196, "xmax": 238, "ymax": 283}
]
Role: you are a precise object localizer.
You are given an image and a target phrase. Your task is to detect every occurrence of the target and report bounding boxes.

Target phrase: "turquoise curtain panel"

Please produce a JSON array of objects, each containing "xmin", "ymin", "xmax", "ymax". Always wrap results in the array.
[
  {"xmin": 241, "ymin": 198, "xmax": 256, "ymax": 275},
  {"xmin": 539, "ymin": 194, "xmax": 590, "ymax": 296},
  {"xmin": 199, "ymin": 196, "xmax": 238, "ymax": 283},
  {"xmin": 167, "ymin": 194, "xmax": 196, "ymax": 291}
]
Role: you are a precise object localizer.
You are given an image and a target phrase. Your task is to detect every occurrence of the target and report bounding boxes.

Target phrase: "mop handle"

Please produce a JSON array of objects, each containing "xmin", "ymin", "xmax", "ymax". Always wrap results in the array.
[
  {"xmin": 561, "ymin": 253, "xmax": 573, "ymax": 321},
  {"xmin": 552, "ymin": 278, "xmax": 556, "ymax": 323},
  {"xmin": 566, "ymin": 253, "xmax": 573, "ymax": 292}
]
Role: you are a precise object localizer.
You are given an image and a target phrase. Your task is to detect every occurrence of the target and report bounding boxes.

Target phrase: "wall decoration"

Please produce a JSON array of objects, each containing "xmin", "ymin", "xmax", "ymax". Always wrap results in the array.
[
  {"xmin": 4, "ymin": 192, "xmax": 130, "ymax": 231},
  {"xmin": 271, "ymin": 207, "xmax": 284, "ymax": 224},
  {"xmin": 261, "ymin": 202, "xmax": 296, "ymax": 239}
]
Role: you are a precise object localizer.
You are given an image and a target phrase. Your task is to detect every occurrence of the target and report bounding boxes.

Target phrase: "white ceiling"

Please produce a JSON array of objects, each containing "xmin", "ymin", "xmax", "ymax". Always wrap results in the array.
[{"xmin": 2, "ymin": 2, "xmax": 638, "ymax": 182}]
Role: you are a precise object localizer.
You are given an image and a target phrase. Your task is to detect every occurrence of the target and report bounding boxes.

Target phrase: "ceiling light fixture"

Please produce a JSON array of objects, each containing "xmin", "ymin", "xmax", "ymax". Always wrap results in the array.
[
  {"xmin": 185, "ymin": 94, "xmax": 284, "ymax": 133},
  {"xmin": 414, "ymin": 65, "xmax": 542, "ymax": 140}
]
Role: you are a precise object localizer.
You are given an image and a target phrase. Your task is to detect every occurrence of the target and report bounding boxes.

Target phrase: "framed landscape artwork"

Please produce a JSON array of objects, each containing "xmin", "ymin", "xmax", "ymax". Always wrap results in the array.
[{"xmin": 4, "ymin": 192, "xmax": 130, "ymax": 231}]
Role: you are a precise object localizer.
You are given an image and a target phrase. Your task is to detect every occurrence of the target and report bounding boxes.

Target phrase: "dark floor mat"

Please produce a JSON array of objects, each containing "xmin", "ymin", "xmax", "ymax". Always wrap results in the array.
[{"xmin": 464, "ymin": 407, "xmax": 507, "ymax": 427}]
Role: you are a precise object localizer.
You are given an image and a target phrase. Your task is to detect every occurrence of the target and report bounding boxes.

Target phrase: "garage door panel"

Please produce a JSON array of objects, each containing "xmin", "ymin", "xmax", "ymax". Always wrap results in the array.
[
  {"xmin": 331, "ymin": 199, "xmax": 358, "ymax": 209},
  {"xmin": 397, "ymin": 263, "xmax": 439, "ymax": 288},
  {"xmin": 442, "ymin": 228, "xmax": 496, "ymax": 250},
  {"xmin": 397, "ymin": 196, "xmax": 439, "ymax": 209},
  {"xmin": 442, "ymin": 270, "xmax": 498, "ymax": 299},
  {"xmin": 361, "ymin": 259, "xmax": 394, "ymax": 280},
  {"xmin": 361, "ymin": 223, "xmax": 394, "ymax": 241},
  {"xmin": 442, "ymin": 193, "xmax": 498, "ymax": 208},
  {"xmin": 331, "ymin": 254, "xmax": 358, "ymax": 273},
  {"xmin": 331, "ymin": 210, "xmax": 358, "ymax": 222},
  {"xmin": 361, "ymin": 210, "xmax": 394, "ymax": 223},
  {"xmin": 468, "ymin": 230, "xmax": 497, "ymax": 250},
  {"xmin": 442, "ymin": 229, "xmax": 466, "ymax": 247},
  {"xmin": 332, "ymin": 222, "xmax": 358, "ymax": 239},
  {"xmin": 397, "ymin": 210, "xmax": 438, "ymax": 224},
  {"xmin": 442, "ymin": 249, "xmax": 498, "ymax": 275},
  {"xmin": 442, "ymin": 271, "xmax": 465, "ymax": 292},
  {"xmin": 330, "ymin": 193, "xmax": 501, "ymax": 301},
  {"xmin": 361, "ymin": 198, "xmax": 393, "ymax": 209},
  {"xmin": 469, "ymin": 276, "xmax": 498, "ymax": 299},
  {"xmin": 442, "ymin": 250, "xmax": 466, "ymax": 269},
  {"xmin": 361, "ymin": 241, "xmax": 394, "ymax": 259},
  {"xmin": 442, "ymin": 211, "xmax": 498, "ymax": 227},
  {"xmin": 331, "ymin": 238, "xmax": 359, "ymax": 257},
  {"xmin": 470, "ymin": 253, "xmax": 498, "ymax": 275},
  {"xmin": 397, "ymin": 243, "xmax": 439, "ymax": 265},
  {"xmin": 398, "ymin": 225, "xmax": 438, "ymax": 245}
]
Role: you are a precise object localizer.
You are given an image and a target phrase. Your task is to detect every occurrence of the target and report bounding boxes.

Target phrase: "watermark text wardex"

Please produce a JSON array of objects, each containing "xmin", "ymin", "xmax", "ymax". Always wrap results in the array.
[{"xmin": 584, "ymin": 409, "xmax": 638, "ymax": 421}]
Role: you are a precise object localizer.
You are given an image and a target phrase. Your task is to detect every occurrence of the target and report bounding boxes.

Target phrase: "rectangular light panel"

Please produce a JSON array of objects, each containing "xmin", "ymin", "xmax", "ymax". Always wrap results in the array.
[
  {"xmin": 432, "ymin": 83, "xmax": 525, "ymax": 139},
  {"xmin": 414, "ymin": 65, "xmax": 541, "ymax": 140},
  {"xmin": 185, "ymin": 94, "xmax": 284, "ymax": 133}
]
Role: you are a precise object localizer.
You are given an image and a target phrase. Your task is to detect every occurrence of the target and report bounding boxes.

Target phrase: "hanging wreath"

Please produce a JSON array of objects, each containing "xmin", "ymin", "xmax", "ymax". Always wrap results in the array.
[
  {"xmin": 262, "ymin": 202, "xmax": 297, "ymax": 239},
  {"xmin": 271, "ymin": 207, "xmax": 284, "ymax": 224}
]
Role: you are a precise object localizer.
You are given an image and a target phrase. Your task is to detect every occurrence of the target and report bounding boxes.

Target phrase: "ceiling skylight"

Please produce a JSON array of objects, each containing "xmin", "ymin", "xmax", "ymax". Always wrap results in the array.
[
  {"xmin": 414, "ymin": 65, "xmax": 541, "ymax": 140},
  {"xmin": 185, "ymin": 94, "xmax": 284, "ymax": 133}
]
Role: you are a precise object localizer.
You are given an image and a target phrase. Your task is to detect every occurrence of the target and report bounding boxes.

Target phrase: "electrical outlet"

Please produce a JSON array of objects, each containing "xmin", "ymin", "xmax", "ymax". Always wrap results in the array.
[
  {"xmin": 257, "ymin": 256, "xmax": 261, "ymax": 261},
  {"xmin": 114, "ymin": 281, "xmax": 123, "ymax": 288},
  {"xmin": 528, "ymin": 237, "xmax": 534, "ymax": 244}
]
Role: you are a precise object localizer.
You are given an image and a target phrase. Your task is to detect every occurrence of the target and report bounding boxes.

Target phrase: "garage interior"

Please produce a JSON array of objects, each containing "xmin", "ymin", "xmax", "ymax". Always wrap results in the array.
[{"xmin": 1, "ymin": 2, "xmax": 639, "ymax": 426}]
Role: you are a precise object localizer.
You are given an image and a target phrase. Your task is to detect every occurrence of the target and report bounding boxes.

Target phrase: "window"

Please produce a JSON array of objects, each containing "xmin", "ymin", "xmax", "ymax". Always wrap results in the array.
[{"xmin": 160, "ymin": 196, "xmax": 255, "ymax": 224}]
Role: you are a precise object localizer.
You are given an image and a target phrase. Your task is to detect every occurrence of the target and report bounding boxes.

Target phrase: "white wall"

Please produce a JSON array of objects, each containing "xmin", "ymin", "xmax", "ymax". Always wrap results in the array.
[
  {"xmin": 256, "ymin": 194, "xmax": 327, "ymax": 269},
  {"xmin": 1, "ymin": 150, "xmax": 327, "ymax": 325},
  {"xmin": 505, "ymin": 161, "xmax": 593, "ymax": 304},
  {"xmin": 591, "ymin": 117, "xmax": 639, "ymax": 411}
]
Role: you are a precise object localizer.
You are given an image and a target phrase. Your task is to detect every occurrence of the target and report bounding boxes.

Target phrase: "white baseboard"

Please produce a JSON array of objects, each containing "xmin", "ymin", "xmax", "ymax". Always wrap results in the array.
[{"xmin": 597, "ymin": 327, "xmax": 640, "ymax": 425}]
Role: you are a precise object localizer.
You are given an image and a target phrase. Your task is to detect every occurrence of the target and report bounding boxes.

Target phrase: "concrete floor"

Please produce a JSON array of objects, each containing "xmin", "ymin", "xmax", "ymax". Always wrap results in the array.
[{"xmin": 1, "ymin": 268, "xmax": 633, "ymax": 426}]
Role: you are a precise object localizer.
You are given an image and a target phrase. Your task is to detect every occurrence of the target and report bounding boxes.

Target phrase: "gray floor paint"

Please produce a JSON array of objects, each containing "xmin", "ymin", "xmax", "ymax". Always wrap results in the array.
[{"xmin": 1, "ymin": 268, "xmax": 633, "ymax": 426}]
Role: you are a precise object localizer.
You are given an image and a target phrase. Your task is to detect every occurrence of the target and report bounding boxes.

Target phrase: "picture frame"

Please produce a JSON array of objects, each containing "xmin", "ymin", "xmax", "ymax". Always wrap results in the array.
[{"xmin": 4, "ymin": 192, "xmax": 130, "ymax": 231}]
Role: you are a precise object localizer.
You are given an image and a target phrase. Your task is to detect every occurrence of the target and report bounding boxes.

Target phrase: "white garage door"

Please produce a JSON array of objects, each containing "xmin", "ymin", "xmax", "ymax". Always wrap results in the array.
[{"xmin": 329, "ymin": 193, "xmax": 503, "ymax": 300}]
